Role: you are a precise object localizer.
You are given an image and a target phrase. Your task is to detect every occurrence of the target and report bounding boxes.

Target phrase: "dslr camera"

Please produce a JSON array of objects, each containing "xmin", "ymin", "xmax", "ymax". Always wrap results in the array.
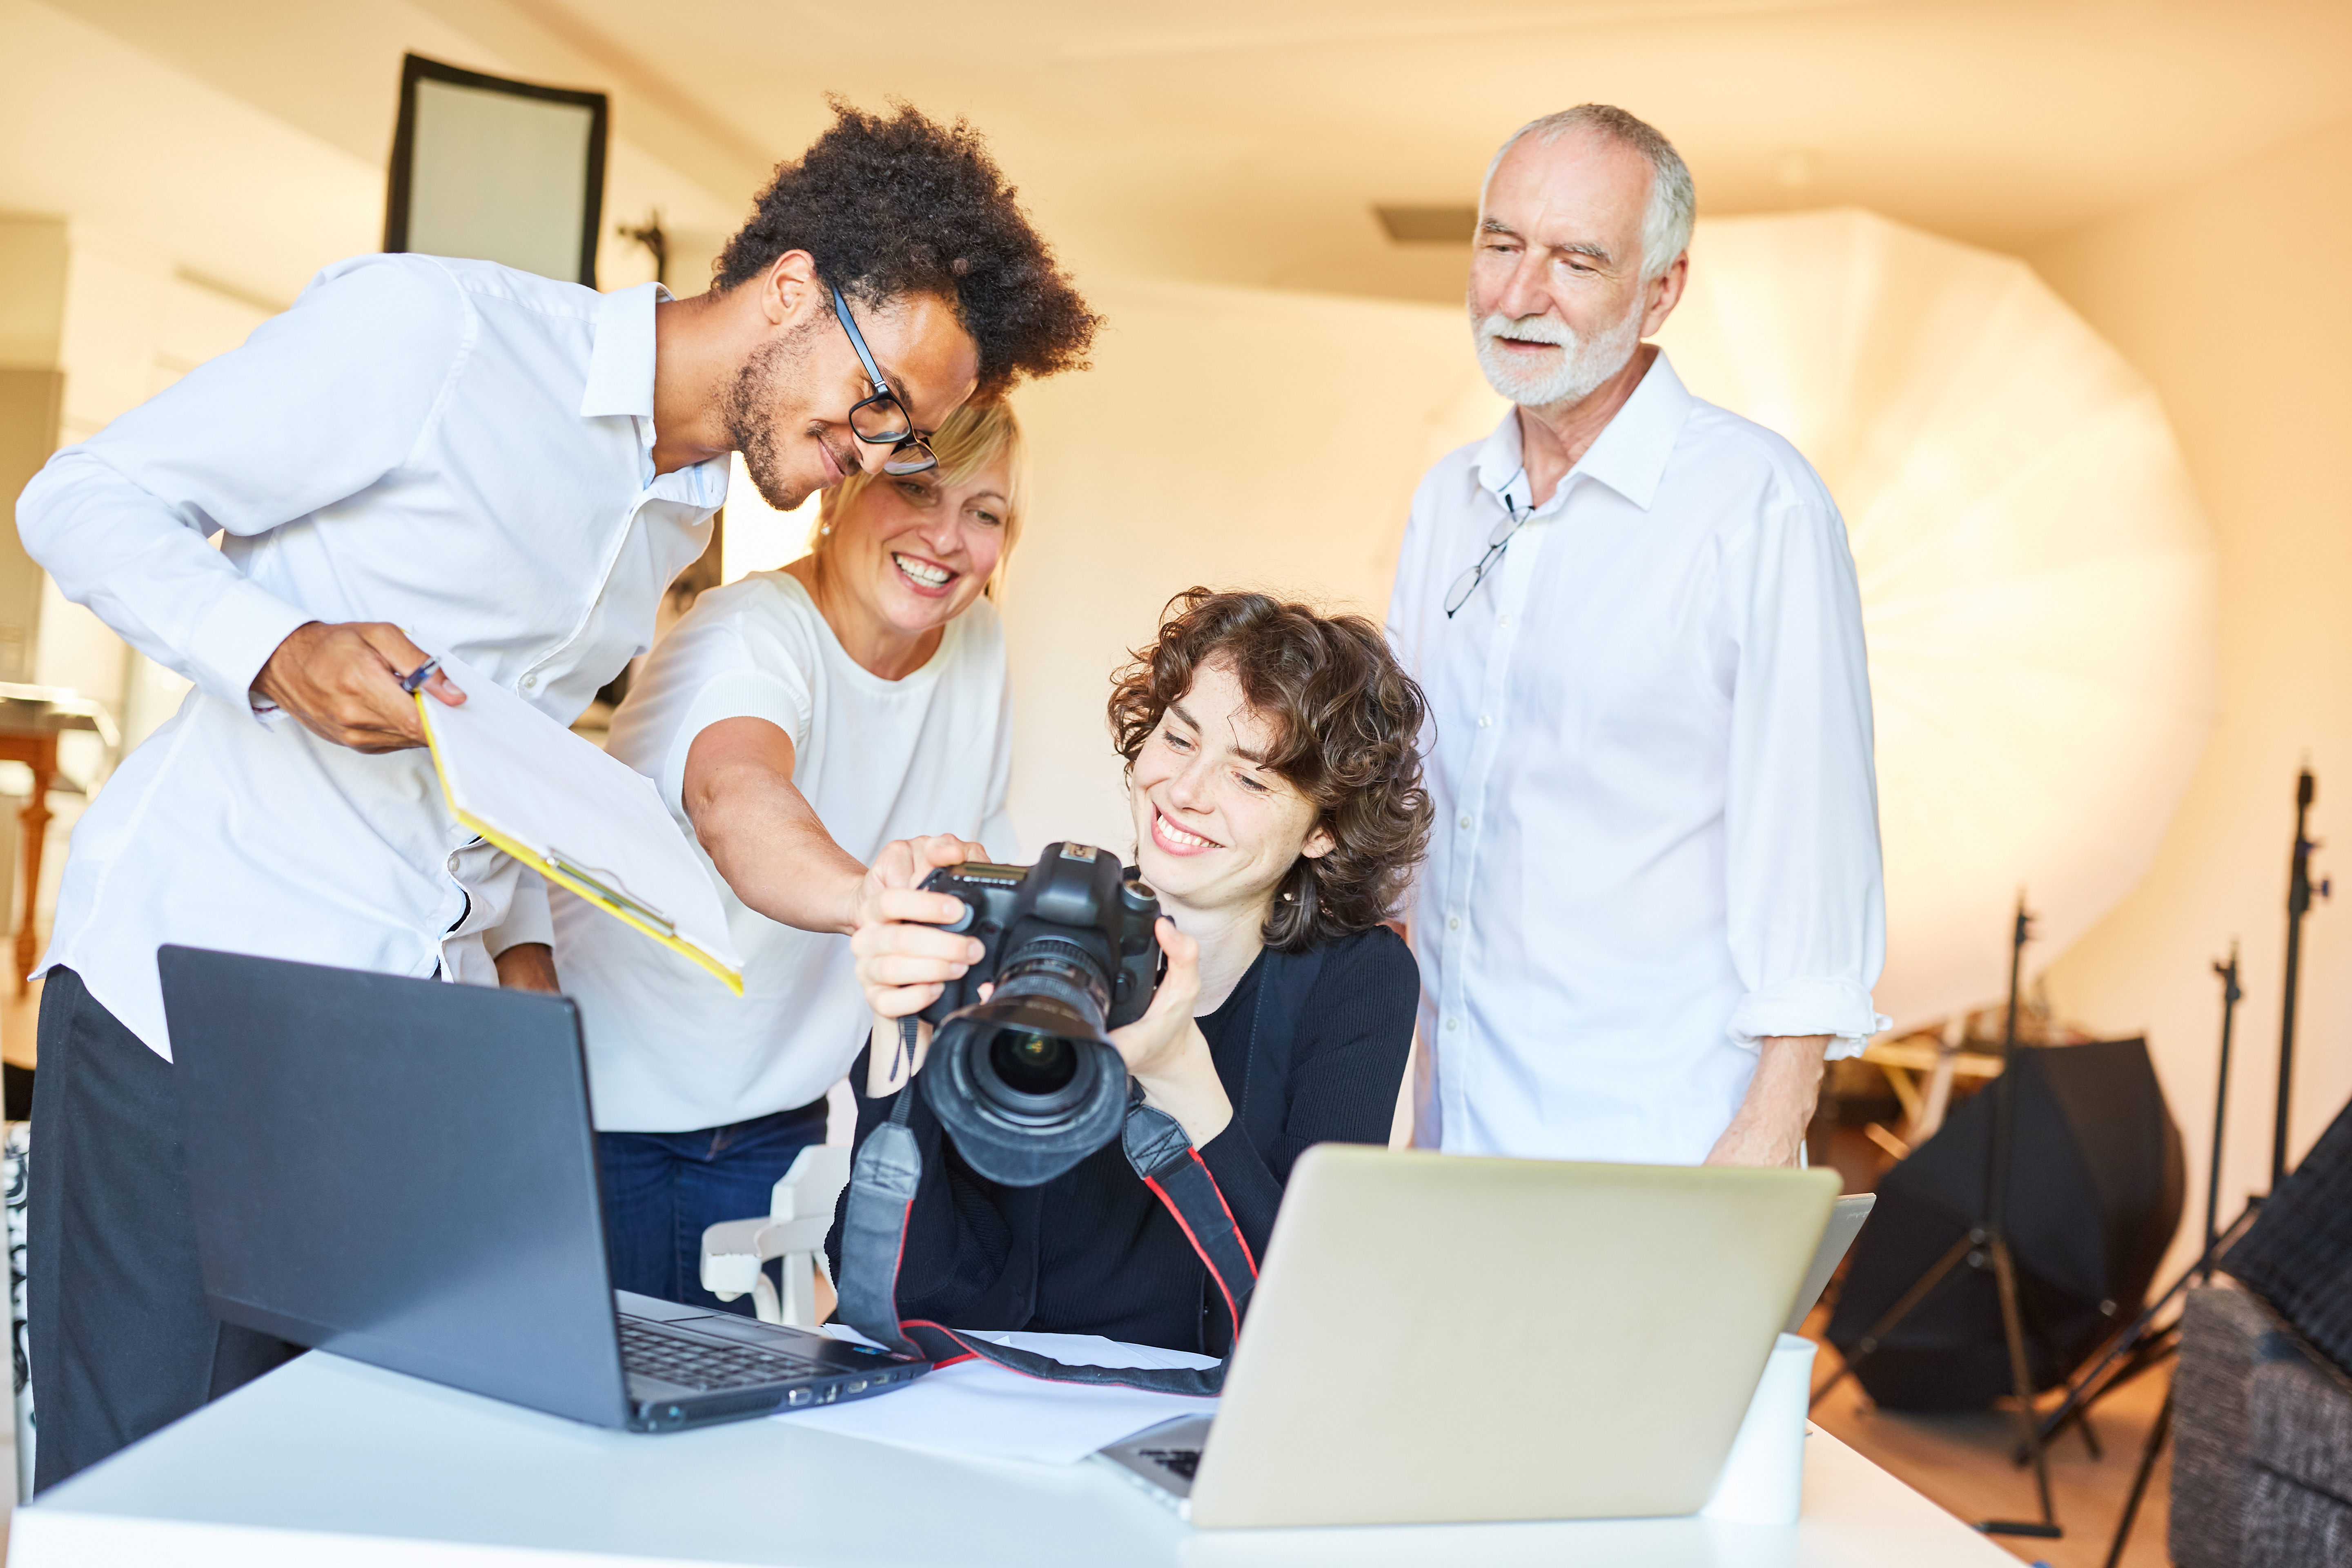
[{"xmin": 916, "ymin": 842, "xmax": 1164, "ymax": 1185}]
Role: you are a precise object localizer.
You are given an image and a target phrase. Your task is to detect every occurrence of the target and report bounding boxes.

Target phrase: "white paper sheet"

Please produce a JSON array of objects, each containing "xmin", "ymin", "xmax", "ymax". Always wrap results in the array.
[
  {"xmin": 776, "ymin": 1331, "xmax": 1219, "ymax": 1465},
  {"xmin": 420, "ymin": 654, "xmax": 741, "ymax": 977}
]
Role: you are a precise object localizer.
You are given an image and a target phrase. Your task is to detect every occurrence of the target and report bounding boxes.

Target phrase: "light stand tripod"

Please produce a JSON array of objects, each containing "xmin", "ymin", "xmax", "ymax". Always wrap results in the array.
[
  {"xmin": 2087, "ymin": 949, "xmax": 2240, "ymax": 1568},
  {"xmin": 2036, "ymin": 949, "xmax": 2247, "ymax": 1443},
  {"xmin": 1811, "ymin": 895, "xmax": 2062, "ymax": 1539},
  {"xmin": 2273, "ymin": 767, "xmax": 2323, "ymax": 1192},
  {"xmin": 2048, "ymin": 769, "xmax": 2328, "ymax": 1566},
  {"xmin": 2205, "ymin": 945, "xmax": 2244, "ymax": 1282}
]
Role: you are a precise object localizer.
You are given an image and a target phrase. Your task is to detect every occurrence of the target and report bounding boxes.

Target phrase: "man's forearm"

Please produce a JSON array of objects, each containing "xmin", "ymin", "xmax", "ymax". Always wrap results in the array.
[
  {"xmin": 1705, "ymin": 1034, "xmax": 1830, "ymax": 1167},
  {"xmin": 494, "ymin": 942, "xmax": 560, "ymax": 993}
]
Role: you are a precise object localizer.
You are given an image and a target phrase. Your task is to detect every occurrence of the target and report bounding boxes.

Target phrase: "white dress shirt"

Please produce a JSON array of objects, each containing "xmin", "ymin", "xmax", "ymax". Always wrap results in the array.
[
  {"xmin": 17, "ymin": 254, "xmax": 725, "ymax": 1058},
  {"xmin": 556, "ymin": 572, "xmax": 1017, "ymax": 1132},
  {"xmin": 1386, "ymin": 352, "xmax": 1889, "ymax": 1165}
]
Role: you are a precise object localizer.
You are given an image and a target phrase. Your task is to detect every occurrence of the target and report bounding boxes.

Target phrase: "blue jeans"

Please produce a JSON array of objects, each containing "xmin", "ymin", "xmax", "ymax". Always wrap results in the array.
[{"xmin": 597, "ymin": 1098, "xmax": 831, "ymax": 1315}]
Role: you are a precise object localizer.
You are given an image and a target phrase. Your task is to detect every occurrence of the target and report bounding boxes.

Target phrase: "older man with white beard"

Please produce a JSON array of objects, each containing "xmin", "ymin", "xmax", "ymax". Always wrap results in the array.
[{"xmin": 1385, "ymin": 104, "xmax": 1889, "ymax": 1168}]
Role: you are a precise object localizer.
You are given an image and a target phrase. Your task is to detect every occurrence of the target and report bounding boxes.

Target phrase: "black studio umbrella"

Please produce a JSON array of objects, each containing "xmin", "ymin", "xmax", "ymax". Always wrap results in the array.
[{"xmin": 1827, "ymin": 1038, "xmax": 2185, "ymax": 1412}]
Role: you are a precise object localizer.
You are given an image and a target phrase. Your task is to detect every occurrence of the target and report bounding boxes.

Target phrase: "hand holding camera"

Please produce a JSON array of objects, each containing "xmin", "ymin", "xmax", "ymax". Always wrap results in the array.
[
  {"xmin": 850, "ymin": 840, "xmax": 1234, "ymax": 1184},
  {"xmin": 849, "ymin": 835, "xmax": 990, "ymax": 1026},
  {"xmin": 1102, "ymin": 921, "xmax": 1232, "ymax": 1149}
]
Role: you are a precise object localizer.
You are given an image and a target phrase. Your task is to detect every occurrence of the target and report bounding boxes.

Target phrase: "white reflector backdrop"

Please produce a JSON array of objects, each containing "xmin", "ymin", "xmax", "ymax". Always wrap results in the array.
[
  {"xmin": 1657, "ymin": 209, "xmax": 2219, "ymax": 1029},
  {"xmin": 984, "ymin": 215, "xmax": 2215, "ymax": 1032}
]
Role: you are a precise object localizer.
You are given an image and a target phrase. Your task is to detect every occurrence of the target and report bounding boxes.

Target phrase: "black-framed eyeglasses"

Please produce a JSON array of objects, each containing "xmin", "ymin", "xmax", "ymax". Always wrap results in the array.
[
  {"xmin": 1444, "ymin": 495, "xmax": 1526, "ymax": 618},
  {"xmin": 830, "ymin": 286, "xmax": 939, "ymax": 477}
]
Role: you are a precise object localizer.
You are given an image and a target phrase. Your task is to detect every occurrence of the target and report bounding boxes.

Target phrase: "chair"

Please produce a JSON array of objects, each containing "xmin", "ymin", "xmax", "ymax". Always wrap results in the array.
[
  {"xmin": 2172, "ymin": 1283, "xmax": 2352, "ymax": 1567},
  {"xmin": 698, "ymin": 1144, "xmax": 851, "ymax": 1327},
  {"xmin": 6, "ymin": 1120, "xmax": 33, "ymax": 1500}
]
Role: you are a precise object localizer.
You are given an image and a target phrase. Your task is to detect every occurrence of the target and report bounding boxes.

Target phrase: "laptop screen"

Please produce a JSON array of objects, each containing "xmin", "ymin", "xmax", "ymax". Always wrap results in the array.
[{"xmin": 162, "ymin": 946, "xmax": 632, "ymax": 1428}]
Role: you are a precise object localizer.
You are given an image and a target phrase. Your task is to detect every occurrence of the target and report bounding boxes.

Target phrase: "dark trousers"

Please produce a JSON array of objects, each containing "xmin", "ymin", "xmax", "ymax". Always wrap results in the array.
[
  {"xmin": 26, "ymin": 968, "xmax": 300, "ymax": 1492},
  {"xmin": 596, "ymin": 1098, "xmax": 830, "ymax": 1315}
]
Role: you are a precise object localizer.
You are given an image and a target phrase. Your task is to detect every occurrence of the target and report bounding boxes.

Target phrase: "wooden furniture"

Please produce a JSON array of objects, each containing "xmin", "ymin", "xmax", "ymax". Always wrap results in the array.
[
  {"xmin": 0, "ymin": 685, "xmax": 116, "ymax": 996},
  {"xmin": 1861, "ymin": 1031, "xmax": 2003, "ymax": 1155}
]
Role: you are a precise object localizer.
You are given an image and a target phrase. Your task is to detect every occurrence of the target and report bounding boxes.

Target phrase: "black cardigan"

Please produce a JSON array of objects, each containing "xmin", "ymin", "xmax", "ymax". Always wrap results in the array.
[{"xmin": 830, "ymin": 925, "xmax": 1419, "ymax": 1355}]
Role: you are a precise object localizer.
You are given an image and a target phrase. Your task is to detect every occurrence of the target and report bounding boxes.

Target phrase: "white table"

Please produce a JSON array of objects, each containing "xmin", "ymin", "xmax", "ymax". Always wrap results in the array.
[{"xmin": 9, "ymin": 1352, "xmax": 2017, "ymax": 1567}]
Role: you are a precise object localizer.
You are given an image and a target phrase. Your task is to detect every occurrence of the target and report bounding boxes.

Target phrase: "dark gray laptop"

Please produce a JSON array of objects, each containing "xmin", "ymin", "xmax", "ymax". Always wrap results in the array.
[{"xmin": 160, "ymin": 944, "xmax": 924, "ymax": 1433}]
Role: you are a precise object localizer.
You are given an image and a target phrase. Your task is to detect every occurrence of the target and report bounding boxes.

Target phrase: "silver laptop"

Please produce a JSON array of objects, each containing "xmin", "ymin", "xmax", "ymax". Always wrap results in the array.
[
  {"xmin": 1785, "ymin": 1192, "xmax": 1875, "ymax": 1334},
  {"xmin": 1096, "ymin": 1146, "xmax": 1838, "ymax": 1528}
]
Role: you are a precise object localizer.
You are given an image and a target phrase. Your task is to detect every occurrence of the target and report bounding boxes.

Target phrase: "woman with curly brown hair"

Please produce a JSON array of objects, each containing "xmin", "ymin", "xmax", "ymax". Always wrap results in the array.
[{"xmin": 836, "ymin": 589, "xmax": 1432, "ymax": 1354}]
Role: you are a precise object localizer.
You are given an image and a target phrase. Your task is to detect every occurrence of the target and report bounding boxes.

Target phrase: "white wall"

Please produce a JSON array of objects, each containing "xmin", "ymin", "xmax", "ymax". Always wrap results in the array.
[
  {"xmin": 2027, "ymin": 113, "xmax": 2352, "ymax": 1269},
  {"xmin": 0, "ymin": 0, "xmax": 745, "ymax": 744},
  {"xmin": 989, "ymin": 275, "xmax": 1501, "ymax": 860},
  {"xmin": 0, "ymin": 0, "xmax": 737, "ymax": 307},
  {"xmin": 0, "ymin": 0, "xmax": 379, "ymax": 309}
]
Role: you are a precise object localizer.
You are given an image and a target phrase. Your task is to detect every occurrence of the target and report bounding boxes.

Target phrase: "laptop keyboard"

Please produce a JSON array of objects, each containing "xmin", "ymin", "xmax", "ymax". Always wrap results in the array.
[
  {"xmin": 620, "ymin": 1319, "xmax": 826, "ymax": 1392},
  {"xmin": 1140, "ymin": 1447, "xmax": 1202, "ymax": 1481}
]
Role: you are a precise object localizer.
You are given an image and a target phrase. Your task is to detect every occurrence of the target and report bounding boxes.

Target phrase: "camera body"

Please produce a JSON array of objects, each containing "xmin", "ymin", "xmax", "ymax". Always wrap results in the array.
[
  {"xmin": 913, "ymin": 843, "xmax": 1165, "ymax": 1186},
  {"xmin": 919, "ymin": 842, "xmax": 1163, "ymax": 1032}
]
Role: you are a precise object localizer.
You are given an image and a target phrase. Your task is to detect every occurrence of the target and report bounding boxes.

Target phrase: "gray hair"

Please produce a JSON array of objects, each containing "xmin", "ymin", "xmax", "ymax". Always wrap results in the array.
[{"xmin": 1484, "ymin": 105, "xmax": 1695, "ymax": 281}]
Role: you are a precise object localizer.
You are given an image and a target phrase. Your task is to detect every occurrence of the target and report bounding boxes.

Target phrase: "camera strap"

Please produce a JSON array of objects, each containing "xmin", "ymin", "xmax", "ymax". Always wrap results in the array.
[{"xmin": 836, "ymin": 1087, "xmax": 1252, "ymax": 1397}]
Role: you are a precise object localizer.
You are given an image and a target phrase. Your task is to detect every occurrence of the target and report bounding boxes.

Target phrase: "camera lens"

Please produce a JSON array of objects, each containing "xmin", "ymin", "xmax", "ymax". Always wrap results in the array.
[
  {"xmin": 923, "ymin": 934, "xmax": 1134, "ymax": 1185},
  {"xmin": 988, "ymin": 1029, "xmax": 1076, "ymax": 1097},
  {"xmin": 991, "ymin": 935, "xmax": 1111, "ymax": 1021}
]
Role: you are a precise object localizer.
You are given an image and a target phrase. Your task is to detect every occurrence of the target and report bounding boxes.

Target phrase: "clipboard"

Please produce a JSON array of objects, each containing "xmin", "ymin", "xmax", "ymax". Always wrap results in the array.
[{"xmin": 411, "ymin": 655, "xmax": 744, "ymax": 995}]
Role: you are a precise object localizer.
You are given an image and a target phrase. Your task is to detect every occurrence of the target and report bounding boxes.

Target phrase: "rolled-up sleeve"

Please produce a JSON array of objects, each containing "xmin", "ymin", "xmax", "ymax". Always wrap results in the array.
[
  {"xmin": 1721, "ymin": 494, "xmax": 1890, "ymax": 1057},
  {"xmin": 14, "ymin": 256, "xmax": 472, "ymax": 715}
]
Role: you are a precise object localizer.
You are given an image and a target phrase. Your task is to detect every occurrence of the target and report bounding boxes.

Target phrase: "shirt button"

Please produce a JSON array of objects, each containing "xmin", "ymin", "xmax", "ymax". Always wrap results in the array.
[
  {"xmin": 1445, "ymin": 1018, "xmax": 1459, "ymax": 1031},
  {"xmin": 522, "ymin": 674, "xmax": 541, "ymax": 690},
  {"xmin": 1477, "ymin": 715, "xmax": 1492, "ymax": 728},
  {"xmin": 1458, "ymin": 814, "xmax": 1472, "ymax": 831},
  {"xmin": 1448, "ymin": 917, "xmax": 1461, "ymax": 931},
  {"xmin": 1497, "ymin": 614, "xmax": 1511, "ymax": 628}
]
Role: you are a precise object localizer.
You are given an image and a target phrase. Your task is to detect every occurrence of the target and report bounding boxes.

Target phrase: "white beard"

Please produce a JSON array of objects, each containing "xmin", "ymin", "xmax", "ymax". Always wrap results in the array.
[{"xmin": 1469, "ymin": 299, "xmax": 1645, "ymax": 410}]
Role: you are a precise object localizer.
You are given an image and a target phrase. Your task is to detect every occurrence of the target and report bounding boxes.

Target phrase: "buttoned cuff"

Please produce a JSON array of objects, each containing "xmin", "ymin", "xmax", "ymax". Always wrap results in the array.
[
  {"xmin": 486, "ymin": 869, "xmax": 555, "ymax": 956},
  {"xmin": 185, "ymin": 577, "xmax": 316, "ymax": 722},
  {"xmin": 1728, "ymin": 979, "xmax": 1888, "ymax": 1059}
]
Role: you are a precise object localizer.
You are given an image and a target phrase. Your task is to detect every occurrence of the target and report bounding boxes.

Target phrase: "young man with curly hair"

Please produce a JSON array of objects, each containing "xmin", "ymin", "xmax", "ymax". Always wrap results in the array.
[
  {"xmin": 838, "ymin": 589, "xmax": 1431, "ymax": 1354},
  {"xmin": 12, "ymin": 101, "xmax": 1096, "ymax": 1490}
]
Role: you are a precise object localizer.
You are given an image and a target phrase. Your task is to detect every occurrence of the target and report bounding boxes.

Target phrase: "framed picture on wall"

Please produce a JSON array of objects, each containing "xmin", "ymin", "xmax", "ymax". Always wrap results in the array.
[{"xmin": 383, "ymin": 53, "xmax": 609, "ymax": 287}]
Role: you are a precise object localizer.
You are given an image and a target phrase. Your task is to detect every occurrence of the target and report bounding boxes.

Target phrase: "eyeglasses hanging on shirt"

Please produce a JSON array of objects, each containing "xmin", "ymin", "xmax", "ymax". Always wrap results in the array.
[{"xmin": 1444, "ymin": 493, "xmax": 1528, "ymax": 618}]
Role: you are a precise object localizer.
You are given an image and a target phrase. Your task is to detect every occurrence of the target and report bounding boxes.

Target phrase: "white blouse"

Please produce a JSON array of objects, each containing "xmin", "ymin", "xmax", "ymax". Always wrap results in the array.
[{"xmin": 557, "ymin": 572, "xmax": 1017, "ymax": 1132}]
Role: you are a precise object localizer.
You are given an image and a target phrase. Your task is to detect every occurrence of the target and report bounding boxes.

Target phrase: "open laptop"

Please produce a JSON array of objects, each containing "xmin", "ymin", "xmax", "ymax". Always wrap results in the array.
[
  {"xmin": 160, "ymin": 945, "xmax": 924, "ymax": 1434},
  {"xmin": 1096, "ymin": 1146, "xmax": 1839, "ymax": 1528},
  {"xmin": 1786, "ymin": 1192, "xmax": 1875, "ymax": 1334}
]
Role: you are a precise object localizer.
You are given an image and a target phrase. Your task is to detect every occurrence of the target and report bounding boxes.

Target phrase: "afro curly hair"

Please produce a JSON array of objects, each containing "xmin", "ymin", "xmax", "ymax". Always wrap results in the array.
[{"xmin": 713, "ymin": 99, "xmax": 1098, "ymax": 397}]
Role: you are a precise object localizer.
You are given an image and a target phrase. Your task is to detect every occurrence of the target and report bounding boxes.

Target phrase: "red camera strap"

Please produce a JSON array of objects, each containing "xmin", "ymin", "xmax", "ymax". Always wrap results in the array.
[{"xmin": 835, "ymin": 1091, "xmax": 1253, "ymax": 1396}]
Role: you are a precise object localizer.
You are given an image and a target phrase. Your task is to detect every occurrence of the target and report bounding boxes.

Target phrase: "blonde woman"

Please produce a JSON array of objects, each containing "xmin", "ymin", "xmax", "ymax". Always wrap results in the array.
[{"xmin": 555, "ymin": 400, "xmax": 1022, "ymax": 1310}]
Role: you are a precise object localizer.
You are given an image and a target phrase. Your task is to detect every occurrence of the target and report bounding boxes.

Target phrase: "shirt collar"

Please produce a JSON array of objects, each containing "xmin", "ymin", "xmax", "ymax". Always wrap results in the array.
[
  {"xmin": 1473, "ymin": 349, "xmax": 1695, "ymax": 514},
  {"xmin": 579, "ymin": 282, "xmax": 671, "ymax": 420}
]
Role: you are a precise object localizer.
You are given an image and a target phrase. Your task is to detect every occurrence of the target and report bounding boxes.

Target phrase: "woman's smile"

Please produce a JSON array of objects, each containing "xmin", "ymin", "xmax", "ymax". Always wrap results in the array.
[
  {"xmin": 1149, "ymin": 803, "xmax": 1223, "ymax": 856},
  {"xmin": 889, "ymin": 549, "xmax": 956, "ymax": 595}
]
